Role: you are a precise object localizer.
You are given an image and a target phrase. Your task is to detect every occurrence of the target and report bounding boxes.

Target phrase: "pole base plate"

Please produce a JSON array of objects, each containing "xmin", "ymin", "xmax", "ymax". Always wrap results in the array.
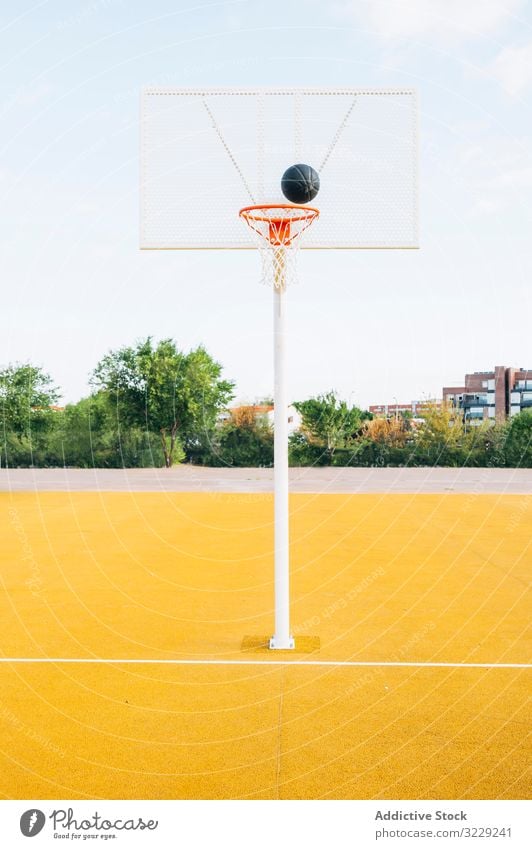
[
  {"xmin": 241, "ymin": 635, "xmax": 320, "ymax": 653},
  {"xmin": 269, "ymin": 635, "xmax": 295, "ymax": 650}
]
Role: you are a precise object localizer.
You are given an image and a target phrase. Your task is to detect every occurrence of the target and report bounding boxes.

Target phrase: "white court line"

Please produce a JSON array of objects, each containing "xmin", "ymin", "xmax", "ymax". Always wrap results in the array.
[{"xmin": 0, "ymin": 658, "xmax": 529, "ymax": 668}]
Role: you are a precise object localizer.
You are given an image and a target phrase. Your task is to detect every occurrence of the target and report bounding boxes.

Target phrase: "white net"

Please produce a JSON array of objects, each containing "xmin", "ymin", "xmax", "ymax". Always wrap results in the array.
[{"xmin": 239, "ymin": 205, "xmax": 319, "ymax": 288}]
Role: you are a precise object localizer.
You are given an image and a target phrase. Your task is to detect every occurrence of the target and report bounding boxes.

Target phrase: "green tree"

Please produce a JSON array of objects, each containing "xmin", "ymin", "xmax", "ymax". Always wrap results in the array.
[
  {"xmin": 47, "ymin": 393, "xmax": 115, "ymax": 467},
  {"xmin": 179, "ymin": 346, "xmax": 235, "ymax": 457},
  {"xmin": 45, "ymin": 393, "xmax": 176, "ymax": 469},
  {"xmin": 503, "ymin": 410, "xmax": 532, "ymax": 467},
  {"xmin": 0, "ymin": 363, "xmax": 59, "ymax": 466},
  {"xmin": 414, "ymin": 403, "xmax": 479, "ymax": 466},
  {"xmin": 214, "ymin": 407, "xmax": 273, "ymax": 467},
  {"xmin": 354, "ymin": 415, "xmax": 411, "ymax": 467},
  {"xmin": 465, "ymin": 418, "xmax": 507, "ymax": 468},
  {"xmin": 288, "ymin": 430, "xmax": 330, "ymax": 466},
  {"xmin": 292, "ymin": 391, "xmax": 370, "ymax": 463},
  {"xmin": 92, "ymin": 338, "xmax": 234, "ymax": 467}
]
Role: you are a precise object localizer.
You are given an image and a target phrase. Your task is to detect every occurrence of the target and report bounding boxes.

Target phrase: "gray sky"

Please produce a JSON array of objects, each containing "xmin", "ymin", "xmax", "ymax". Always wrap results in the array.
[{"xmin": 1, "ymin": 0, "xmax": 531, "ymax": 407}]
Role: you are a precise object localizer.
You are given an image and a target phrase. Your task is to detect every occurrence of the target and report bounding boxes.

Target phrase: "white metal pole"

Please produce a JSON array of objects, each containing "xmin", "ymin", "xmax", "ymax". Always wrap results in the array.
[{"xmin": 270, "ymin": 248, "xmax": 294, "ymax": 649}]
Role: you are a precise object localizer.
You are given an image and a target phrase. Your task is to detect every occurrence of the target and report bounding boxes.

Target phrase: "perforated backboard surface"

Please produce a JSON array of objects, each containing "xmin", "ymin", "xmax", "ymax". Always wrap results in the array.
[{"xmin": 140, "ymin": 88, "xmax": 418, "ymax": 250}]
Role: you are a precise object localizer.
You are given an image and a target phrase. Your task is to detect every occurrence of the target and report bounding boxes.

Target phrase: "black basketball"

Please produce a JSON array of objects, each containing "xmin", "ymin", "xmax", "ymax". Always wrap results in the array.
[{"xmin": 281, "ymin": 163, "xmax": 320, "ymax": 204}]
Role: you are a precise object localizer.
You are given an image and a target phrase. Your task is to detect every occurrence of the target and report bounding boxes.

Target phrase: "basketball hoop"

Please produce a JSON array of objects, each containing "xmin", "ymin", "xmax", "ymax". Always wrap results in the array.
[{"xmin": 239, "ymin": 204, "xmax": 319, "ymax": 289}]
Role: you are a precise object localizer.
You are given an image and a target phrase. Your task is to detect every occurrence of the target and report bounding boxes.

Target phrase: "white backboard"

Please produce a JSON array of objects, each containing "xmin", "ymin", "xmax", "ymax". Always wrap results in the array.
[{"xmin": 140, "ymin": 88, "xmax": 418, "ymax": 250}]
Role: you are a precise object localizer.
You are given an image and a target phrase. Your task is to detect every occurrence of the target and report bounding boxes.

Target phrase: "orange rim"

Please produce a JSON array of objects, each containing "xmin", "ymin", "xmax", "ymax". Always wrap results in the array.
[
  {"xmin": 239, "ymin": 204, "xmax": 320, "ymax": 247},
  {"xmin": 239, "ymin": 203, "xmax": 320, "ymax": 225}
]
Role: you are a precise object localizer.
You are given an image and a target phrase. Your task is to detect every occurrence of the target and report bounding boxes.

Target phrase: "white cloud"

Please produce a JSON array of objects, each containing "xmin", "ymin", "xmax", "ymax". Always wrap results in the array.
[
  {"xmin": 0, "ymin": 82, "xmax": 54, "ymax": 119},
  {"xmin": 487, "ymin": 165, "xmax": 532, "ymax": 189},
  {"xmin": 338, "ymin": 0, "xmax": 525, "ymax": 43},
  {"xmin": 489, "ymin": 42, "xmax": 532, "ymax": 95},
  {"xmin": 453, "ymin": 136, "xmax": 532, "ymax": 217},
  {"xmin": 469, "ymin": 196, "xmax": 501, "ymax": 216},
  {"xmin": 14, "ymin": 82, "xmax": 53, "ymax": 107}
]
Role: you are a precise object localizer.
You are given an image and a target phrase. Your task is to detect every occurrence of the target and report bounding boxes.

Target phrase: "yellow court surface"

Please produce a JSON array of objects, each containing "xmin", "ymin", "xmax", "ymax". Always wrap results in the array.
[{"xmin": 0, "ymin": 491, "xmax": 530, "ymax": 799}]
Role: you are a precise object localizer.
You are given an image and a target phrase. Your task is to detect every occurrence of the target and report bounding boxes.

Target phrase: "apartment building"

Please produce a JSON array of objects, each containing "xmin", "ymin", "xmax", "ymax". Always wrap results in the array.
[
  {"xmin": 369, "ymin": 400, "xmax": 439, "ymax": 419},
  {"xmin": 442, "ymin": 366, "xmax": 532, "ymax": 423}
]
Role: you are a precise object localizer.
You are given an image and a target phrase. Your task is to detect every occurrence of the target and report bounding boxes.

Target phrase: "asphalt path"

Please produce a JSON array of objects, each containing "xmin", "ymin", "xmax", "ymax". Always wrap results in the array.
[{"xmin": 1, "ymin": 466, "xmax": 531, "ymax": 493}]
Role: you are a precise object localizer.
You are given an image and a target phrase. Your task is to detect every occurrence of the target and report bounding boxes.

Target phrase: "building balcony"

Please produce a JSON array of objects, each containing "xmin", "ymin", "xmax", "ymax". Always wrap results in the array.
[
  {"xmin": 511, "ymin": 392, "xmax": 532, "ymax": 407},
  {"xmin": 462, "ymin": 395, "xmax": 489, "ymax": 407}
]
